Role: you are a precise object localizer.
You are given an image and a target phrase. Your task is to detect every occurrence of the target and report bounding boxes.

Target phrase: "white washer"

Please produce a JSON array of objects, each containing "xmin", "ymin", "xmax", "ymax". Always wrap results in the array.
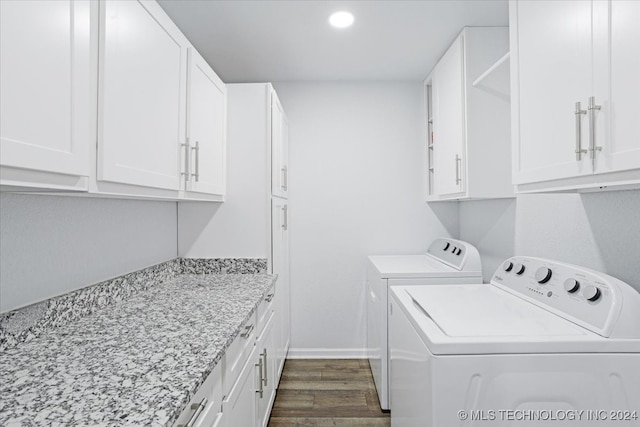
[
  {"xmin": 389, "ymin": 256, "xmax": 640, "ymax": 426},
  {"xmin": 367, "ymin": 237, "xmax": 482, "ymax": 410}
]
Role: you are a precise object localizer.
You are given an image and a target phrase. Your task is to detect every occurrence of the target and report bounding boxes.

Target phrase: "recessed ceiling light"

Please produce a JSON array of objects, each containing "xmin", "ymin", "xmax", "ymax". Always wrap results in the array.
[{"xmin": 329, "ymin": 11, "xmax": 354, "ymax": 28}]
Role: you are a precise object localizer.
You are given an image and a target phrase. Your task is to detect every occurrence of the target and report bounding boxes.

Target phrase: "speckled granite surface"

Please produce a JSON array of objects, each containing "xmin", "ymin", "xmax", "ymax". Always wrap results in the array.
[
  {"xmin": 0, "ymin": 259, "xmax": 182, "ymax": 352},
  {"xmin": 0, "ymin": 273, "xmax": 276, "ymax": 426},
  {"xmin": 0, "ymin": 258, "xmax": 268, "ymax": 352},
  {"xmin": 180, "ymin": 258, "xmax": 268, "ymax": 274}
]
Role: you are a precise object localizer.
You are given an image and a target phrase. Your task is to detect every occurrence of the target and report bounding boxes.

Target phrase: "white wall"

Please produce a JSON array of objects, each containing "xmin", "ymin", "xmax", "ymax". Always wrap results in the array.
[
  {"xmin": 273, "ymin": 82, "xmax": 459, "ymax": 357},
  {"xmin": 459, "ymin": 190, "xmax": 640, "ymax": 292},
  {"xmin": 0, "ymin": 194, "xmax": 178, "ymax": 312},
  {"xmin": 178, "ymin": 84, "xmax": 271, "ymax": 259}
]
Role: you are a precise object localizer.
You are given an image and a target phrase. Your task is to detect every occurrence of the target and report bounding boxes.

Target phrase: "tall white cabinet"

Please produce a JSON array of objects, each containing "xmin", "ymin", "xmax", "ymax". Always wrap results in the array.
[
  {"xmin": 0, "ymin": 0, "xmax": 94, "ymax": 191},
  {"xmin": 223, "ymin": 83, "xmax": 290, "ymax": 381},
  {"xmin": 425, "ymin": 27, "xmax": 513, "ymax": 201},
  {"xmin": 510, "ymin": 0, "xmax": 640, "ymax": 192}
]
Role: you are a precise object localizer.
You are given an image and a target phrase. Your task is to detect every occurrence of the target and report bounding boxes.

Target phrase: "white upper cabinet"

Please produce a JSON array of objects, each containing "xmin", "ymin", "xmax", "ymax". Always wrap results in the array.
[
  {"xmin": 432, "ymin": 36, "xmax": 465, "ymax": 196},
  {"xmin": 1, "ymin": 0, "xmax": 226, "ymax": 201},
  {"xmin": 593, "ymin": 0, "xmax": 640, "ymax": 178},
  {"xmin": 271, "ymin": 92, "xmax": 289, "ymax": 199},
  {"xmin": 183, "ymin": 48, "xmax": 227, "ymax": 199},
  {"xmin": 426, "ymin": 27, "xmax": 513, "ymax": 201},
  {"xmin": 510, "ymin": 0, "xmax": 640, "ymax": 192},
  {"xmin": 0, "ymin": 0, "xmax": 94, "ymax": 191},
  {"xmin": 98, "ymin": 0, "xmax": 188, "ymax": 193}
]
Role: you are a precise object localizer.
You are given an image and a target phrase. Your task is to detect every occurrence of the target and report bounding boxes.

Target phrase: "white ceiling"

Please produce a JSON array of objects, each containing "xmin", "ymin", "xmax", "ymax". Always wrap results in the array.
[{"xmin": 158, "ymin": 0, "xmax": 509, "ymax": 83}]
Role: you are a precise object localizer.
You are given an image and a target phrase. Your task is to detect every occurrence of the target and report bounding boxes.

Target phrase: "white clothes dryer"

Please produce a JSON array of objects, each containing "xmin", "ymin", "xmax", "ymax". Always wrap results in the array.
[
  {"xmin": 366, "ymin": 237, "xmax": 483, "ymax": 410},
  {"xmin": 389, "ymin": 256, "xmax": 640, "ymax": 426}
]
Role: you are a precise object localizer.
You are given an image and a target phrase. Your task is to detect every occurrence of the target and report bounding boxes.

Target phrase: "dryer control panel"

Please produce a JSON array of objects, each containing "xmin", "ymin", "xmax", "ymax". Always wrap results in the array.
[
  {"xmin": 491, "ymin": 256, "xmax": 640, "ymax": 338},
  {"xmin": 426, "ymin": 238, "xmax": 481, "ymax": 273}
]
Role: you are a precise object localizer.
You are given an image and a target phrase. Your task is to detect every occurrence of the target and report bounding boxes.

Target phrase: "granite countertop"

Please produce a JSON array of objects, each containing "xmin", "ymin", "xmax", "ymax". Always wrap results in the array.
[{"xmin": 0, "ymin": 273, "xmax": 276, "ymax": 426}]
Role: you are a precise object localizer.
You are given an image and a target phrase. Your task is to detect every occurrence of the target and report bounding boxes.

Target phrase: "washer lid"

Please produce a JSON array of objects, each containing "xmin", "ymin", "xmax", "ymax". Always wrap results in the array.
[
  {"xmin": 407, "ymin": 285, "xmax": 585, "ymax": 338},
  {"xmin": 368, "ymin": 255, "xmax": 479, "ymax": 279},
  {"xmin": 391, "ymin": 285, "xmax": 640, "ymax": 354}
]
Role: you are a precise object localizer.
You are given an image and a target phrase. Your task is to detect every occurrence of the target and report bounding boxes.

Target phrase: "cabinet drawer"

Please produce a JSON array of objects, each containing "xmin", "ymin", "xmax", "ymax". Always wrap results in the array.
[
  {"xmin": 223, "ymin": 314, "xmax": 257, "ymax": 396},
  {"xmin": 256, "ymin": 284, "xmax": 276, "ymax": 337},
  {"xmin": 173, "ymin": 363, "xmax": 222, "ymax": 427}
]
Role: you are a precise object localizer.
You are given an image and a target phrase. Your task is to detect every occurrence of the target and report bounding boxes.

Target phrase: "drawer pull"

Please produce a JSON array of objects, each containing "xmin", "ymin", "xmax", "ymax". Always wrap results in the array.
[
  {"xmin": 261, "ymin": 348, "xmax": 268, "ymax": 387},
  {"xmin": 178, "ymin": 397, "xmax": 207, "ymax": 427},
  {"xmin": 240, "ymin": 324, "xmax": 254, "ymax": 338},
  {"xmin": 256, "ymin": 358, "xmax": 264, "ymax": 398}
]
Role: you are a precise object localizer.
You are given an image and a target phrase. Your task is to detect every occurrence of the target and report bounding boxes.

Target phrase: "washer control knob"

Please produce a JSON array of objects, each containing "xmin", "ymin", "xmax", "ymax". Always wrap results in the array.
[
  {"xmin": 584, "ymin": 285, "xmax": 602, "ymax": 302},
  {"xmin": 514, "ymin": 263, "xmax": 526, "ymax": 275},
  {"xmin": 503, "ymin": 261, "xmax": 514, "ymax": 272},
  {"xmin": 564, "ymin": 278, "xmax": 580, "ymax": 293},
  {"xmin": 535, "ymin": 267, "xmax": 552, "ymax": 284},
  {"xmin": 443, "ymin": 242, "xmax": 450, "ymax": 251}
]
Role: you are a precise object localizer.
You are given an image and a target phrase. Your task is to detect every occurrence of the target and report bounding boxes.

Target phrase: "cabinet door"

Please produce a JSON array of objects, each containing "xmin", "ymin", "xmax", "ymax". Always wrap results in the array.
[
  {"xmin": 271, "ymin": 92, "xmax": 288, "ymax": 198},
  {"xmin": 593, "ymin": 0, "xmax": 640, "ymax": 175},
  {"xmin": 186, "ymin": 48, "xmax": 227, "ymax": 196},
  {"xmin": 512, "ymin": 0, "xmax": 594, "ymax": 184},
  {"xmin": 0, "ymin": 0, "xmax": 91, "ymax": 184},
  {"xmin": 255, "ymin": 312, "xmax": 276, "ymax": 427},
  {"xmin": 432, "ymin": 35, "xmax": 465, "ymax": 196},
  {"xmin": 271, "ymin": 197, "xmax": 290, "ymax": 381},
  {"xmin": 98, "ymin": 0, "xmax": 187, "ymax": 191},
  {"xmin": 222, "ymin": 345, "xmax": 258, "ymax": 427}
]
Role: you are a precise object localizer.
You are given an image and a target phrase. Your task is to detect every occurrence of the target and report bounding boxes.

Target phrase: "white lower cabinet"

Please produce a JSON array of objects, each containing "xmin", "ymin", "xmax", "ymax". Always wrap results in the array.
[
  {"xmin": 220, "ymin": 284, "xmax": 281, "ymax": 427},
  {"xmin": 173, "ymin": 364, "xmax": 223, "ymax": 427},
  {"xmin": 222, "ymin": 344, "xmax": 259, "ymax": 427},
  {"xmin": 255, "ymin": 312, "xmax": 276, "ymax": 427},
  {"xmin": 172, "ymin": 282, "xmax": 283, "ymax": 427}
]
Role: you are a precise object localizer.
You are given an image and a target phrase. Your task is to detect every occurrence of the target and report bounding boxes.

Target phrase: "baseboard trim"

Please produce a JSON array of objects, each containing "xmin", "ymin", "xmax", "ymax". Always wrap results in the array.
[{"xmin": 287, "ymin": 348, "xmax": 369, "ymax": 359}]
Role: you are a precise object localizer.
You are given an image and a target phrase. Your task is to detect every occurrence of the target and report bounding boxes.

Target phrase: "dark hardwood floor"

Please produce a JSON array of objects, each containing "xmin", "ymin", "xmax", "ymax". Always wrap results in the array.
[{"xmin": 268, "ymin": 359, "xmax": 390, "ymax": 426}]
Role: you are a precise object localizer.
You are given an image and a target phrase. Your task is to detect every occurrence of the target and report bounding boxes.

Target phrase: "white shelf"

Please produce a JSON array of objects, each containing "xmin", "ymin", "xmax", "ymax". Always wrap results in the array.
[{"xmin": 472, "ymin": 52, "xmax": 510, "ymax": 100}]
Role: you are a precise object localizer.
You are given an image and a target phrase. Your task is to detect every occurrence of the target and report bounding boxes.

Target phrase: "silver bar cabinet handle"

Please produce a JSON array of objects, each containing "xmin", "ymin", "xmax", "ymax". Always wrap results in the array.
[
  {"xmin": 256, "ymin": 358, "xmax": 264, "ymax": 398},
  {"xmin": 455, "ymin": 154, "xmax": 462, "ymax": 185},
  {"xmin": 574, "ymin": 101, "xmax": 587, "ymax": 160},
  {"xmin": 588, "ymin": 96, "xmax": 602, "ymax": 159},
  {"xmin": 178, "ymin": 397, "xmax": 207, "ymax": 427},
  {"xmin": 191, "ymin": 140, "xmax": 200, "ymax": 182},
  {"xmin": 282, "ymin": 205, "xmax": 288, "ymax": 231},
  {"xmin": 240, "ymin": 323, "xmax": 254, "ymax": 338},
  {"xmin": 181, "ymin": 138, "xmax": 191, "ymax": 182},
  {"xmin": 261, "ymin": 348, "xmax": 268, "ymax": 386},
  {"xmin": 281, "ymin": 166, "xmax": 288, "ymax": 191}
]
